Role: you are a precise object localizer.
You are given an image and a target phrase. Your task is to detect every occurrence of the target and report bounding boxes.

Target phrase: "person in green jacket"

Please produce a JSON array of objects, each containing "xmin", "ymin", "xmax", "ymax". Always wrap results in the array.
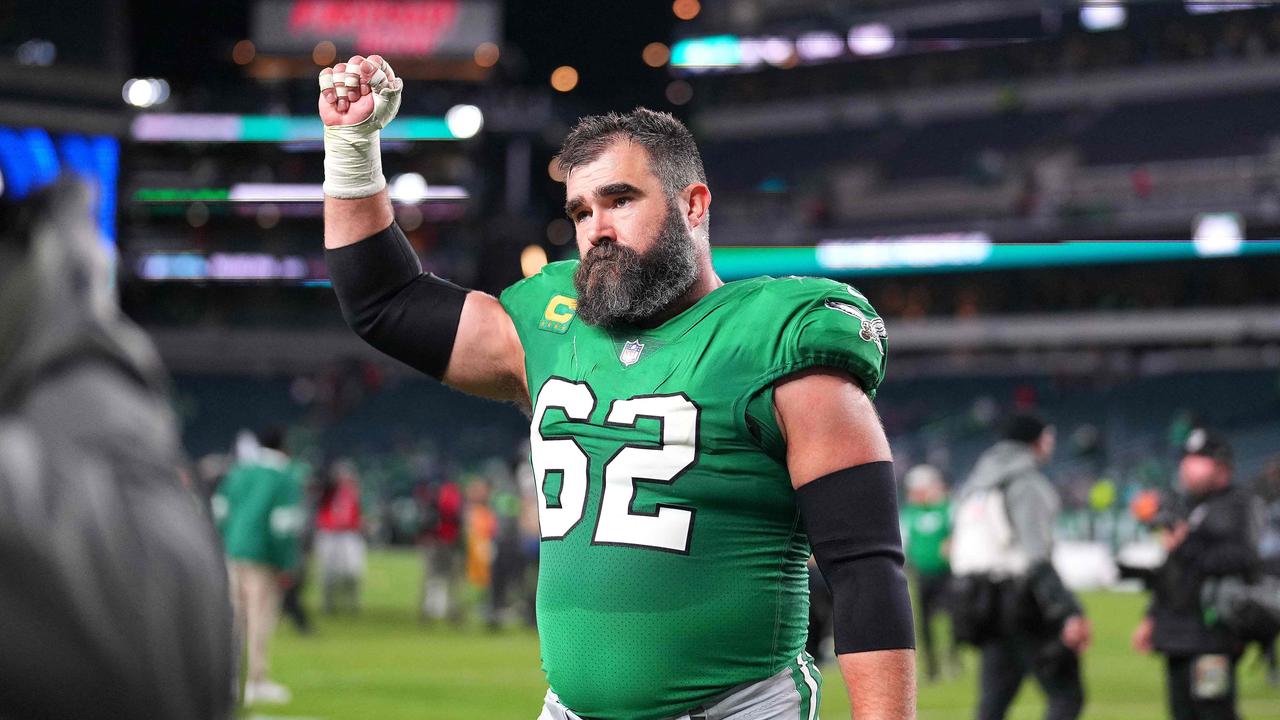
[
  {"xmin": 902, "ymin": 463, "xmax": 961, "ymax": 682},
  {"xmin": 213, "ymin": 428, "xmax": 304, "ymax": 706}
]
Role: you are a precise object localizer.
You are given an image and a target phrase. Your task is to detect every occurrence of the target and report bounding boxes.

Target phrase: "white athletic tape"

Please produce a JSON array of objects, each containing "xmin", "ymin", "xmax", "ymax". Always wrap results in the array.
[
  {"xmin": 369, "ymin": 69, "xmax": 387, "ymax": 90},
  {"xmin": 343, "ymin": 73, "xmax": 360, "ymax": 87},
  {"xmin": 322, "ymin": 58, "xmax": 404, "ymax": 199},
  {"xmin": 318, "ymin": 73, "xmax": 335, "ymax": 91}
]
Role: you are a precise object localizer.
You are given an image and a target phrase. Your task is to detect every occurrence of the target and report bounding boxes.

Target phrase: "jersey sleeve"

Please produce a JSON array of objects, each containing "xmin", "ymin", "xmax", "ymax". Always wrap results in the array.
[
  {"xmin": 734, "ymin": 277, "xmax": 888, "ymax": 458},
  {"xmin": 769, "ymin": 278, "xmax": 888, "ymax": 398}
]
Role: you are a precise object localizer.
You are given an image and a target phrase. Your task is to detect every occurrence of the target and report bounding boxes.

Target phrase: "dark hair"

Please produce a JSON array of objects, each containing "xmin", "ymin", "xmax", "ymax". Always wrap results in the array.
[
  {"xmin": 557, "ymin": 107, "xmax": 707, "ymax": 199},
  {"xmin": 1003, "ymin": 413, "xmax": 1049, "ymax": 445},
  {"xmin": 258, "ymin": 426, "xmax": 287, "ymax": 453}
]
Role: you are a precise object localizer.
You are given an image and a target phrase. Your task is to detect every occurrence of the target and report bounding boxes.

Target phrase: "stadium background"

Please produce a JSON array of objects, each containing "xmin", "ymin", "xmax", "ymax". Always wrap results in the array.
[{"xmin": 4, "ymin": 0, "xmax": 1280, "ymax": 717}]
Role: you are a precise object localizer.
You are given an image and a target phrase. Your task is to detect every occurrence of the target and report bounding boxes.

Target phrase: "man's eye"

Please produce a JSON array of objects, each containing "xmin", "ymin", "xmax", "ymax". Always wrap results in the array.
[
  {"xmin": 615, "ymin": 197, "xmax": 631, "ymax": 208},
  {"xmin": 574, "ymin": 212, "xmax": 589, "ymax": 223}
]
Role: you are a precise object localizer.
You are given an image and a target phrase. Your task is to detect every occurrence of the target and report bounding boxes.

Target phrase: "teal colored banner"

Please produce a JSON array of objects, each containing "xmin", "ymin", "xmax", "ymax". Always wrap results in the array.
[{"xmin": 711, "ymin": 241, "xmax": 1280, "ymax": 279}]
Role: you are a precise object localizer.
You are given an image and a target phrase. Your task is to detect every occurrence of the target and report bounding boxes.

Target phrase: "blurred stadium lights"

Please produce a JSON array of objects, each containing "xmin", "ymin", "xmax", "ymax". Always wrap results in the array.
[
  {"xmin": 388, "ymin": 172, "xmax": 429, "ymax": 203},
  {"xmin": 232, "ymin": 39, "xmax": 256, "ymax": 65},
  {"xmin": 672, "ymin": 0, "xmax": 700, "ymax": 22},
  {"xmin": 550, "ymin": 66, "xmax": 579, "ymax": 92},
  {"xmin": 1079, "ymin": 2, "xmax": 1127, "ymax": 33},
  {"xmin": 711, "ymin": 240, "xmax": 1280, "ymax": 280},
  {"xmin": 131, "ymin": 183, "xmax": 467, "ymax": 204},
  {"xmin": 796, "ymin": 32, "xmax": 845, "ymax": 62},
  {"xmin": 520, "ymin": 244, "xmax": 549, "ymax": 278},
  {"xmin": 1192, "ymin": 213, "xmax": 1245, "ymax": 255},
  {"xmin": 16, "ymin": 39, "xmax": 56, "ymax": 67},
  {"xmin": 131, "ymin": 113, "xmax": 463, "ymax": 142},
  {"xmin": 671, "ymin": 35, "xmax": 742, "ymax": 69},
  {"xmin": 473, "ymin": 41, "xmax": 500, "ymax": 68},
  {"xmin": 137, "ymin": 252, "xmax": 315, "ymax": 282},
  {"xmin": 757, "ymin": 37, "xmax": 796, "ymax": 67},
  {"xmin": 665, "ymin": 80, "xmax": 694, "ymax": 106},
  {"xmin": 847, "ymin": 23, "xmax": 895, "ymax": 57},
  {"xmin": 122, "ymin": 78, "xmax": 170, "ymax": 108},
  {"xmin": 547, "ymin": 156, "xmax": 566, "ymax": 183},
  {"xmin": 1184, "ymin": 1, "xmax": 1262, "ymax": 15},
  {"xmin": 444, "ymin": 104, "xmax": 483, "ymax": 139},
  {"xmin": 642, "ymin": 42, "xmax": 671, "ymax": 68},
  {"xmin": 311, "ymin": 40, "xmax": 337, "ymax": 66}
]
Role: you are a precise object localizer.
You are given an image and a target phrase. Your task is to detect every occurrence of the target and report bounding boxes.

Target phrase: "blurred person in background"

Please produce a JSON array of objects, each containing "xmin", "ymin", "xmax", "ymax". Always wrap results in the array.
[
  {"xmin": 418, "ymin": 478, "xmax": 465, "ymax": 623},
  {"xmin": 1133, "ymin": 430, "xmax": 1262, "ymax": 720},
  {"xmin": 0, "ymin": 178, "xmax": 234, "ymax": 718},
  {"xmin": 281, "ymin": 455, "xmax": 316, "ymax": 634},
  {"xmin": 489, "ymin": 460, "xmax": 529, "ymax": 629},
  {"xmin": 952, "ymin": 414, "xmax": 1090, "ymax": 720},
  {"xmin": 213, "ymin": 427, "xmax": 305, "ymax": 706},
  {"xmin": 465, "ymin": 478, "xmax": 498, "ymax": 611},
  {"xmin": 321, "ymin": 55, "xmax": 912, "ymax": 718},
  {"xmin": 1254, "ymin": 456, "xmax": 1280, "ymax": 685},
  {"xmin": 316, "ymin": 458, "xmax": 367, "ymax": 614},
  {"xmin": 901, "ymin": 463, "xmax": 961, "ymax": 682}
]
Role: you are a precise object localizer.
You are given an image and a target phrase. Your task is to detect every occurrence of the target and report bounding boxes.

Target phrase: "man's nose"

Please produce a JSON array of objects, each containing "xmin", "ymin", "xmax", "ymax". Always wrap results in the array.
[{"xmin": 584, "ymin": 212, "xmax": 615, "ymax": 247}]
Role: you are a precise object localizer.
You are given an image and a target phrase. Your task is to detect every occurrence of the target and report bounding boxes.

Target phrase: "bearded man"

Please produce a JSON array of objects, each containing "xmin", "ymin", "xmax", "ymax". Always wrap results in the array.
[{"xmin": 320, "ymin": 55, "xmax": 915, "ymax": 720}]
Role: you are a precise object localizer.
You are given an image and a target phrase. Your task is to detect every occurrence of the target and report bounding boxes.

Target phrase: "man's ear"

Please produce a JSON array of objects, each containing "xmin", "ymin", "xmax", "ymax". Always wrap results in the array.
[{"xmin": 682, "ymin": 182, "xmax": 711, "ymax": 233}]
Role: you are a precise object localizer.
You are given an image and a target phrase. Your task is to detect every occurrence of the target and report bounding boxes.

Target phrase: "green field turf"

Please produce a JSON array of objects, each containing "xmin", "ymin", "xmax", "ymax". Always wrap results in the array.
[{"xmin": 253, "ymin": 549, "xmax": 1277, "ymax": 719}]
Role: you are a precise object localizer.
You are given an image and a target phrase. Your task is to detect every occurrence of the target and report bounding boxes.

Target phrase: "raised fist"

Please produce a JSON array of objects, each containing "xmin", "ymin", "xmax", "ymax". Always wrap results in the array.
[{"xmin": 318, "ymin": 54, "xmax": 402, "ymax": 129}]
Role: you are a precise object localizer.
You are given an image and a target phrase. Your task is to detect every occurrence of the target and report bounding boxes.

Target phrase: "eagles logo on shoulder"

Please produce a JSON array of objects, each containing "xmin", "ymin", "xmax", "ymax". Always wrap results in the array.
[{"xmin": 824, "ymin": 299, "xmax": 887, "ymax": 355}]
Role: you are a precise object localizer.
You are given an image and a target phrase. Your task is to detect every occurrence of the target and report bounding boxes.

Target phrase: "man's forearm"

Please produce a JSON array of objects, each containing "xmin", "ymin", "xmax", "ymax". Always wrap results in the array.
[
  {"xmin": 324, "ymin": 191, "xmax": 394, "ymax": 250},
  {"xmin": 838, "ymin": 648, "xmax": 916, "ymax": 719}
]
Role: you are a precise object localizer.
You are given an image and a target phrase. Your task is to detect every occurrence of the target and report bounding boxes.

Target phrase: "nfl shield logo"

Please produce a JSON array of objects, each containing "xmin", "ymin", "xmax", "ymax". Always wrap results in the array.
[{"xmin": 619, "ymin": 339, "xmax": 645, "ymax": 367}]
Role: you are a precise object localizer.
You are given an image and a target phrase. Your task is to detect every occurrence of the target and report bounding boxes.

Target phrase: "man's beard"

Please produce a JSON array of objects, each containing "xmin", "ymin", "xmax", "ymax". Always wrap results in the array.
[{"xmin": 573, "ymin": 201, "xmax": 699, "ymax": 328}]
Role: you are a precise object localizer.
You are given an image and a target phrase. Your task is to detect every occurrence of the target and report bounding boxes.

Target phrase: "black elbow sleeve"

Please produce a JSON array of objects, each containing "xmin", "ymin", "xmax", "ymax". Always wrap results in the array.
[
  {"xmin": 325, "ymin": 223, "xmax": 468, "ymax": 379},
  {"xmin": 797, "ymin": 461, "xmax": 915, "ymax": 654}
]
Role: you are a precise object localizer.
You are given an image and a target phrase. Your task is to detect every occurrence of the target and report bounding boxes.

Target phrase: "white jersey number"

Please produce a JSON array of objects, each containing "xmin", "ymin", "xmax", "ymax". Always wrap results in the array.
[{"xmin": 530, "ymin": 379, "xmax": 699, "ymax": 554}]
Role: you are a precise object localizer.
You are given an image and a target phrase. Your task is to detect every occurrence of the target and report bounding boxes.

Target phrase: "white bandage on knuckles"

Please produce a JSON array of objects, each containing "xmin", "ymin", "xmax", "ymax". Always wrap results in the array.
[{"xmin": 322, "ymin": 60, "xmax": 404, "ymax": 199}]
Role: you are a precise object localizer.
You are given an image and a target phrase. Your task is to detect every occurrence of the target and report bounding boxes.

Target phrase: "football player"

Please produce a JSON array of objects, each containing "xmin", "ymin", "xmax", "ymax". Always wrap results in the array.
[{"xmin": 319, "ymin": 55, "xmax": 915, "ymax": 720}]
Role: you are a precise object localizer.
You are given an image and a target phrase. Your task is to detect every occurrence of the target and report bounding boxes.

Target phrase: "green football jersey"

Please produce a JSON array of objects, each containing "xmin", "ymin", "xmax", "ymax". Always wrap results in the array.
[
  {"xmin": 901, "ymin": 500, "xmax": 951, "ymax": 577},
  {"xmin": 500, "ymin": 260, "xmax": 887, "ymax": 720}
]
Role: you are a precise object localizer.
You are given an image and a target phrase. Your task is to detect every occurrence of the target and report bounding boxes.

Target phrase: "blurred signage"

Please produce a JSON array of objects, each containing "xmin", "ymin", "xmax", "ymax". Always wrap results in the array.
[
  {"xmin": 253, "ymin": 0, "xmax": 499, "ymax": 57},
  {"xmin": 711, "ymin": 240, "xmax": 1280, "ymax": 280},
  {"xmin": 1184, "ymin": 2, "xmax": 1259, "ymax": 15}
]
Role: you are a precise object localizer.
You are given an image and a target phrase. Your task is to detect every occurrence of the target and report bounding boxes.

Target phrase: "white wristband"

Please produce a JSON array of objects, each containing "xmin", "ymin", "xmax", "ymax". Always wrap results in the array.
[{"xmin": 323, "ymin": 123, "xmax": 386, "ymax": 199}]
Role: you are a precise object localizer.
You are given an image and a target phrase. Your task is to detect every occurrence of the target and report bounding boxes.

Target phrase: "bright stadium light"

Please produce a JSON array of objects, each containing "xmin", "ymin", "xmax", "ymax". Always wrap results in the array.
[
  {"xmin": 521, "ymin": 244, "xmax": 548, "ymax": 277},
  {"xmin": 123, "ymin": 78, "xmax": 170, "ymax": 108},
  {"xmin": 848, "ymin": 23, "xmax": 895, "ymax": 57},
  {"xmin": 1193, "ymin": 214, "xmax": 1244, "ymax": 256},
  {"xmin": 445, "ymin": 104, "xmax": 484, "ymax": 139},
  {"xmin": 1080, "ymin": 2, "xmax": 1127, "ymax": 32},
  {"xmin": 758, "ymin": 37, "xmax": 795, "ymax": 66},
  {"xmin": 796, "ymin": 32, "xmax": 845, "ymax": 61},
  {"xmin": 389, "ymin": 173, "xmax": 429, "ymax": 203}
]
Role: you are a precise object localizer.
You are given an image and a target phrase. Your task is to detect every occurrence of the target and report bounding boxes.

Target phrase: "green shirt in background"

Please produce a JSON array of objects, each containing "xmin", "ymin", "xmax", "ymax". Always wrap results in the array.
[
  {"xmin": 213, "ymin": 449, "xmax": 304, "ymax": 570},
  {"xmin": 901, "ymin": 500, "xmax": 952, "ymax": 576}
]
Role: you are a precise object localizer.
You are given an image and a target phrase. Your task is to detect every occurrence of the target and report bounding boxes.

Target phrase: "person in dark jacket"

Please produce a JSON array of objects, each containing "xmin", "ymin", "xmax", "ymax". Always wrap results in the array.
[
  {"xmin": 0, "ymin": 179, "xmax": 235, "ymax": 719},
  {"xmin": 1132, "ymin": 428, "xmax": 1260, "ymax": 720}
]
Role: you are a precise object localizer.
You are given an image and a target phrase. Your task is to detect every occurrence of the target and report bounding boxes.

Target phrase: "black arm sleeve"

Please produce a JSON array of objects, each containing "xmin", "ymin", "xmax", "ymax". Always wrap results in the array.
[
  {"xmin": 797, "ymin": 461, "xmax": 916, "ymax": 654},
  {"xmin": 325, "ymin": 222, "xmax": 469, "ymax": 379}
]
